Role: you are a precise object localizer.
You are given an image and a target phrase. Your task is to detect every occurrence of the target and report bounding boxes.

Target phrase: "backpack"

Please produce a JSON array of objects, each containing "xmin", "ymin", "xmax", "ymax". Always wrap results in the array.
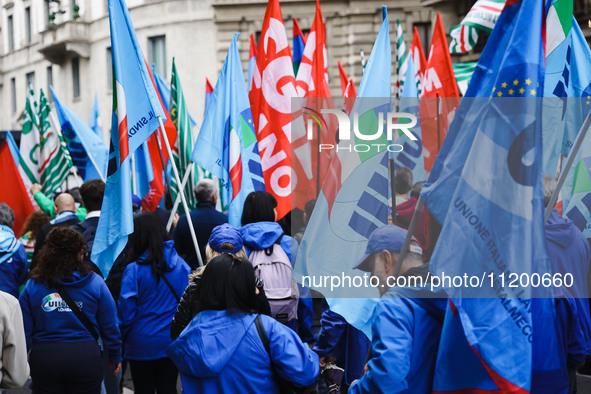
[{"xmin": 249, "ymin": 235, "xmax": 299, "ymax": 323}]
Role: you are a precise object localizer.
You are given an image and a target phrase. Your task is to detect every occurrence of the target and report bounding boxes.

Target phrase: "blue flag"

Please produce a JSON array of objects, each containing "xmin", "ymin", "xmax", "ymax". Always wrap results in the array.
[
  {"xmin": 190, "ymin": 33, "xmax": 264, "ymax": 226},
  {"xmin": 422, "ymin": 0, "xmax": 560, "ymax": 391},
  {"xmin": 51, "ymin": 86, "xmax": 108, "ymax": 182},
  {"xmin": 89, "ymin": 93, "xmax": 103, "ymax": 138},
  {"xmin": 91, "ymin": 0, "xmax": 167, "ymax": 275},
  {"xmin": 152, "ymin": 63, "xmax": 197, "ymax": 129},
  {"xmin": 5, "ymin": 131, "xmax": 20, "ymax": 168},
  {"xmin": 394, "ymin": 52, "xmax": 425, "ymax": 183},
  {"xmin": 294, "ymin": 6, "xmax": 392, "ymax": 338}
]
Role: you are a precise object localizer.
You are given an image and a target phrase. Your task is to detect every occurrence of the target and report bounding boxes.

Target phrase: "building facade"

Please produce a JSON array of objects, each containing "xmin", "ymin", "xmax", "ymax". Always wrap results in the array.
[{"xmin": 0, "ymin": 0, "xmax": 479, "ymax": 135}]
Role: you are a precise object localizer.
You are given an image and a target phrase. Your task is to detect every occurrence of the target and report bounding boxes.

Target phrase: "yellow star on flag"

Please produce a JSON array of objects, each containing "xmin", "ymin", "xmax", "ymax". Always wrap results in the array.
[
  {"xmin": 497, "ymin": 91, "xmax": 503, "ymax": 97},
  {"xmin": 513, "ymin": 79, "xmax": 519, "ymax": 85},
  {"xmin": 492, "ymin": 87, "xmax": 496, "ymax": 92},
  {"xmin": 502, "ymin": 82, "xmax": 507, "ymax": 88},
  {"xmin": 509, "ymin": 89, "xmax": 514, "ymax": 95},
  {"xmin": 530, "ymin": 89, "xmax": 536, "ymax": 95},
  {"xmin": 519, "ymin": 88, "xmax": 525, "ymax": 94},
  {"xmin": 525, "ymin": 78, "xmax": 532, "ymax": 85}
]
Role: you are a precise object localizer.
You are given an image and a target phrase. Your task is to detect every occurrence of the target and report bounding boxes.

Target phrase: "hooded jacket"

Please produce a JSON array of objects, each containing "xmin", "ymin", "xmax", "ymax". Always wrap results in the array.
[
  {"xmin": 167, "ymin": 310, "xmax": 319, "ymax": 393},
  {"xmin": 349, "ymin": 285, "xmax": 447, "ymax": 394},
  {"xmin": 0, "ymin": 291, "xmax": 29, "ymax": 389},
  {"xmin": 0, "ymin": 225, "xmax": 27, "ymax": 298},
  {"xmin": 18, "ymin": 271, "xmax": 121, "ymax": 363},
  {"xmin": 241, "ymin": 221, "xmax": 297, "ymax": 264},
  {"xmin": 544, "ymin": 209, "xmax": 591, "ymax": 367},
  {"xmin": 118, "ymin": 240, "xmax": 190, "ymax": 360}
]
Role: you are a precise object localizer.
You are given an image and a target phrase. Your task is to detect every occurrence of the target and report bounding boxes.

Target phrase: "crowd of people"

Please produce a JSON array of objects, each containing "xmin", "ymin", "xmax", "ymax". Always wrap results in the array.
[{"xmin": 0, "ymin": 168, "xmax": 590, "ymax": 394}]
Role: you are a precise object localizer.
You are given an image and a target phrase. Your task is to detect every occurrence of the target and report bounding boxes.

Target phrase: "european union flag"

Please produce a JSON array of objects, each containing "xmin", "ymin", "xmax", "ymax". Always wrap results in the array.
[{"xmin": 422, "ymin": 0, "xmax": 560, "ymax": 391}]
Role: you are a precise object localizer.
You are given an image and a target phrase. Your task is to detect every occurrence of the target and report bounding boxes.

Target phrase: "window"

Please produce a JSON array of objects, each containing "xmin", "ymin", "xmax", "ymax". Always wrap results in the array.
[
  {"xmin": 47, "ymin": 66, "xmax": 53, "ymax": 101},
  {"xmin": 25, "ymin": 7, "xmax": 32, "ymax": 44},
  {"xmin": 10, "ymin": 78, "xmax": 16, "ymax": 114},
  {"xmin": 106, "ymin": 47, "xmax": 113, "ymax": 90},
  {"xmin": 72, "ymin": 58, "xmax": 80, "ymax": 99},
  {"xmin": 26, "ymin": 72, "xmax": 35, "ymax": 92},
  {"xmin": 148, "ymin": 35, "xmax": 166, "ymax": 79},
  {"xmin": 7, "ymin": 15, "xmax": 14, "ymax": 51},
  {"xmin": 44, "ymin": 0, "xmax": 51, "ymax": 29},
  {"xmin": 413, "ymin": 22, "xmax": 431, "ymax": 57}
]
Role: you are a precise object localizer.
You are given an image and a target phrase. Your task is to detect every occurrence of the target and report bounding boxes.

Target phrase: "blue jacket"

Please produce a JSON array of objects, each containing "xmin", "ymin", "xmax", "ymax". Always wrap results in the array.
[
  {"xmin": 118, "ymin": 240, "xmax": 190, "ymax": 360},
  {"xmin": 18, "ymin": 271, "xmax": 121, "ymax": 363},
  {"xmin": 0, "ymin": 225, "xmax": 28, "ymax": 297},
  {"xmin": 167, "ymin": 310, "xmax": 319, "ymax": 393},
  {"xmin": 545, "ymin": 210, "xmax": 591, "ymax": 365},
  {"xmin": 313, "ymin": 309, "xmax": 370, "ymax": 386},
  {"xmin": 349, "ymin": 286, "xmax": 446, "ymax": 394},
  {"xmin": 174, "ymin": 201, "xmax": 227, "ymax": 269},
  {"xmin": 241, "ymin": 221, "xmax": 297, "ymax": 264}
]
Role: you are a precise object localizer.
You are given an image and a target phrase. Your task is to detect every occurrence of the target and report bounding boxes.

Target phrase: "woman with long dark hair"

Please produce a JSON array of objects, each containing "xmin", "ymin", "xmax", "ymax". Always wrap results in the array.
[
  {"xmin": 19, "ymin": 227, "xmax": 121, "ymax": 394},
  {"xmin": 118, "ymin": 212, "xmax": 190, "ymax": 394},
  {"xmin": 167, "ymin": 254, "xmax": 318, "ymax": 392}
]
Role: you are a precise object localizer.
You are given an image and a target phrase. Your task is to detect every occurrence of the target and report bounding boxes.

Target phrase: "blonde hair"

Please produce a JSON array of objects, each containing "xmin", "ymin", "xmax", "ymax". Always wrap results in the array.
[{"xmin": 188, "ymin": 243, "xmax": 248, "ymax": 280}]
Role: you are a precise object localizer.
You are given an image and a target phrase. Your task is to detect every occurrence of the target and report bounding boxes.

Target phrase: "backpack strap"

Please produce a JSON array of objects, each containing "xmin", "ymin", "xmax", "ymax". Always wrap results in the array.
[
  {"xmin": 158, "ymin": 272, "xmax": 181, "ymax": 303},
  {"xmin": 55, "ymin": 284, "xmax": 99, "ymax": 342},
  {"xmin": 255, "ymin": 314, "xmax": 272, "ymax": 358},
  {"xmin": 264, "ymin": 233, "xmax": 285, "ymax": 256}
]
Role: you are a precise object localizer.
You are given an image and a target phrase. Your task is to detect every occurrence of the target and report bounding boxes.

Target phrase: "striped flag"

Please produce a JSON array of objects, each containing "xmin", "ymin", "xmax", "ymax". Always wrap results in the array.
[
  {"xmin": 170, "ymin": 58, "xmax": 197, "ymax": 214},
  {"xmin": 395, "ymin": 18, "xmax": 407, "ymax": 98},
  {"xmin": 452, "ymin": 61, "xmax": 477, "ymax": 95},
  {"xmin": 449, "ymin": 0, "xmax": 506, "ymax": 54},
  {"xmin": 91, "ymin": 0, "xmax": 166, "ymax": 275},
  {"xmin": 37, "ymin": 89, "xmax": 73, "ymax": 196},
  {"xmin": 293, "ymin": 17, "xmax": 306, "ymax": 75},
  {"xmin": 19, "ymin": 85, "xmax": 41, "ymax": 188},
  {"xmin": 546, "ymin": 0, "xmax": 572, "ymax": 57}
]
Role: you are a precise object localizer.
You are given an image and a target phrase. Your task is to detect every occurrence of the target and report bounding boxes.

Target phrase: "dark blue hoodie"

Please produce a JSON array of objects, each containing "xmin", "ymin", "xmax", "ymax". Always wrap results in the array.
[
  {"xmin": 118, "ymin": 240, "xmax": 190, "ymax": 360},
  {"xmin": 544, "ymin": 209, "xmax": 591, "ymax": 366},
  {"xmin": 18, "ymin": 271, "xmax": 121, "ymax": 363},
  {"xmin": 0, "ymin": 225, "xmax": 27, "ymax": 298}
]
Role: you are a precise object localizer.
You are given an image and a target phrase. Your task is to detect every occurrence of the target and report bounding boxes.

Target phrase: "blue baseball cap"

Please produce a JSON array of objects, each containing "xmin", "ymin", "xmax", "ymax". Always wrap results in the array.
[
  {"xmin": 208, "ymin": 223, "xmax": 243, "ymax": 254},
  {"xmin": 353, "ymin": 225, "xmax": 422, "ymax": 272}
]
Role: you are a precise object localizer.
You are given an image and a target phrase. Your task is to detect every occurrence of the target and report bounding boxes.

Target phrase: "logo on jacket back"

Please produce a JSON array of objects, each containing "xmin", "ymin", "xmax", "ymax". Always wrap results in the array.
[{"xmin": 41, "ymin": 293, "xmax": 82, "ymax": 312}]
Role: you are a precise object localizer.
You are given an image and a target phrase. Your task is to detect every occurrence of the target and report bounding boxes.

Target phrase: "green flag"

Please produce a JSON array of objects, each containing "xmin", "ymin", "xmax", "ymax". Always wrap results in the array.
[
  {"xmin": 19, "ymin": 85, "xmax": 41, "ymax": 188},
  {"xmin": 38, "ymin": 89, "xmax": 73, "ymax": 196},
  {"xmin": 170, "ymin": 58, "xmax": 197, "ymax": 213}
]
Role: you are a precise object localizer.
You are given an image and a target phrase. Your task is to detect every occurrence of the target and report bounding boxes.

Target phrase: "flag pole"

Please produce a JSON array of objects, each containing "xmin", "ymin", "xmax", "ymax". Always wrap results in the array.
[
  {"xmin": 166, "ymin": 163, "xmax": 193, "ymax": 232},
  {"xmin": 86, "ymin": 149, "xmax": 106, "ymax": 182},
  {"xmin": 544, "ymin": 111, "xmax": 591, "ymax": 222},
  {"xmin": 157, "ymin": 117, "xmax": 204, "ymax": 267},
  {"xmin": 393, "ymin": 196, "xmax": 424, "ymax": 277}
]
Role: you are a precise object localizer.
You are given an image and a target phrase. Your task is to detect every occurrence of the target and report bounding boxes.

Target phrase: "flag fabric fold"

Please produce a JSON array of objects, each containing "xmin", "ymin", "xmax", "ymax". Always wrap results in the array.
[
  {"xmin": 411, "ymin": 26, "xmax": 428, "ymax": 97},
  {"xmin": 51, "ymin": 86, "xmax": 108, "ymax": 182},
  {"xmin": 91, "ymin": 0, "xmax": 167, "ymax": 275},
  {"xmin": 191, "ymin": 33, "xmax": 265, "ymax": 226},
  {"xmin": 449, "ymin": 0, "xmax": 506, "ymax": 54},
  {"xmin": 249, "ymin": 0, "xmax": 298, "ymax": 220},
  {"xmin": 89, "ymin": 93, "xmax": 103, "ymax": 139}
]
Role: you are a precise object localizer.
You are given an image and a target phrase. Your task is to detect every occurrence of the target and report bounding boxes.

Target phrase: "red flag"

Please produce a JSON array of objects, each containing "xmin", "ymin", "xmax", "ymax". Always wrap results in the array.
[
  {"xmin": 0, "ymin": 141, "xmax": 34, "ymax": 235},
  {"xmin": 205, "ymin": 78, "xmax": 214, "ymax": 94},
  {"xmin": 411, "ymin": 26, "xmax": 428, "ymax": 95},
  {"xmin": 419, "ymin": 13, "xmax": 460, "ymax": 172},
  {"xmin": 249, "ymin": 34, "xmax": 257, "ymax": 59},
  {"xmin": 338, "ymin": 61, "xmax": 349, "ymax": 97},
  {"xmin": 292, "ymin": 0, "xmax": 341, "ymax": 208},
  {"xmin": 249, "ymin": 0, "xmax": 298, "ymax": 219}
]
